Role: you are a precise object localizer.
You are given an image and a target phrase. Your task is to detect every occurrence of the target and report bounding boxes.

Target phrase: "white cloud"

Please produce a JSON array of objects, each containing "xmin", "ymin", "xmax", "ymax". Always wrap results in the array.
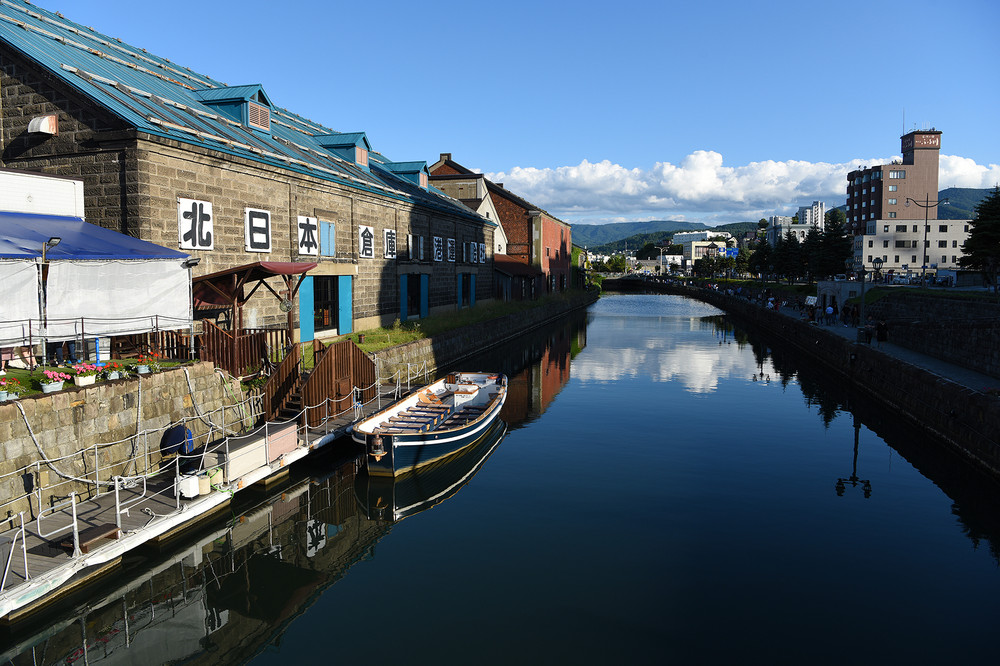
[{"xmin": 488, "ymin": 152, "xmax": 1000, "ymax": 225}]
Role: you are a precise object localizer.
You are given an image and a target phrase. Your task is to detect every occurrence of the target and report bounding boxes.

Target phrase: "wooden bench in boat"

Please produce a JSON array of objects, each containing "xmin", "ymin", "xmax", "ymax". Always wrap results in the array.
[{"xmin": 60, "ymin": 522, "xmax": 120, "ymax": 554}]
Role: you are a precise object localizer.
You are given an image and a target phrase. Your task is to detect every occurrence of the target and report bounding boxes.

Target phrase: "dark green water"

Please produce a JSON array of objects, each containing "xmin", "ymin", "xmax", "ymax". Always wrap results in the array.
[{"xmin": 5, "ymin": 294, "xmax": 1000, "ymax": 664}]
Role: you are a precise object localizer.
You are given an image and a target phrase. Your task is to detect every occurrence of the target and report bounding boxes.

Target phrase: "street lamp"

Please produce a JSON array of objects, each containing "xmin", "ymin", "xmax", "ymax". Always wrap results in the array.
[
  {"xmin": 905, "ymin": 195, "xmax": 948, "ymax": 287},
  {"xmin": 655, "ymin": 245, "xmax": 669, "ymax": 277}
]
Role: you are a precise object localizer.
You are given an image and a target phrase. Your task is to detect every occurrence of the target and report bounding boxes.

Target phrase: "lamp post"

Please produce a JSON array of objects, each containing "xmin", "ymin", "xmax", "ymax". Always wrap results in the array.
[
  {"xmin": 905, "ymin": 195, "xmax": 948, "ymax": 287},
  {"xmin": 39, "ymin": 237, "xmax": 61, "ymax": 367},
  {"xmin": 655, "ymin": 245, "xmax": 669, "ymax": 277}
]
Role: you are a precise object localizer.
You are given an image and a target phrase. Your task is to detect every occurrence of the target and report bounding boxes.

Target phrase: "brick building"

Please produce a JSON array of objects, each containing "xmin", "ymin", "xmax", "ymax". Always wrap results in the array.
[
  {"xmin": 429, "ymin": 153, "xmax": 571, "ymax": 298},
  {"xmin": 846, "ymin": 129, "xmax": 942, "ymax": 236},
  {"xmin": 0, "ymin": 1, "xmax": 496, "ymax": 341}
]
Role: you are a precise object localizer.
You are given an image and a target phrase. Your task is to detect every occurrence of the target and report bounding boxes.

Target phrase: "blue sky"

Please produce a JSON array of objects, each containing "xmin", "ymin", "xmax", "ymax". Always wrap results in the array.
[{"xmin": 60, "ymin": 0, "xmax": 999, "ymax": 225}]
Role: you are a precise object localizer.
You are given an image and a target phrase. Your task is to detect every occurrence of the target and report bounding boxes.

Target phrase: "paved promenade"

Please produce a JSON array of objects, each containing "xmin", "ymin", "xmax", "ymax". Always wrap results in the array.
[{"xmin": 787, "ymin": 311, "xmax": 997, "ymax": 393}]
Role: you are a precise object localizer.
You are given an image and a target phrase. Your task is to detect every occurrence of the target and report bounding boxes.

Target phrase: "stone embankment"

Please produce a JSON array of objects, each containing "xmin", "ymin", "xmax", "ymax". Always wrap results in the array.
[
  {"xmin": 0, "ymin": 363, "xmax": 249, "ymax": 527},
  {"xmin": 374, "ymin": 291, "xmax": 599, "ymax": 379},
  {"xmin": 681, "ymin": 286, "xmax": 1000, "ymax": 480}
]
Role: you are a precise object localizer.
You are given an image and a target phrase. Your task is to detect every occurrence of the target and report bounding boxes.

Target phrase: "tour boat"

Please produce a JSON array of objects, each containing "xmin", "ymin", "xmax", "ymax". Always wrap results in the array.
[
  {"xmin": 356, "ymin": 420, "xmax": 507, "ymax": 522},
  {"xmin": 352, "ymin": 372, "xmax": 508, "ymax": 477}
]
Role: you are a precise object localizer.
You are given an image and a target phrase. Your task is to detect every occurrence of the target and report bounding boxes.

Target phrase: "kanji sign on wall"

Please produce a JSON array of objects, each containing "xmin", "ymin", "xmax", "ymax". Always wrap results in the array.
[
  {"xmin": 359, "ymin": 225, "xmax": 375, "ymax": 258},
  {"xmin": 433, "ymin": 236, "xmax": 443, "ymax": 262},
  {"xmin": 384, "ymin": 229, "xmax": 397, "ymax": 259},
  {"xmin": 447, "ymin": 238, "xmax": 456, "ymax": 262},
  {"xmin": 178, "ymin": 198, "xmax": 213, "ymax": 250},
  {"xmin": 297, "ymin": 216, "xmax": 319, "ymax": 256},
  {"xmin": 245, "ymin": 208, "xmax": 272, "ymax": 252}
]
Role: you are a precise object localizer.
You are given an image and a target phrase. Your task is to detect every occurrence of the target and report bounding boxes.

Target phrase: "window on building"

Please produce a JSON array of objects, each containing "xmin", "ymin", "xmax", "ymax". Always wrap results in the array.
[
  {"xmin": 964, "ymin": 225, "xmax": 969, "ymax": 232},
  {"xmin": 888, "ymin": 212, "xmax": 896, "ymax": 218},
  {"xmin": 952, "ymin": 240, "xmax": 958, "ymax": 248},
  {"xmin": 938, "ymin": 240, "xmax": 947, "ymax": 248},
  {"xmin": 912, "ymin": 256, "xmax": 917, "ymax": 263},
  {"xmin": 895, "ymin": 241, "xmax": 908, "ymax": 248},
  {"xmin": 952, "ymin": 256, "xmax": 958, "ymax": 263},
  {"xmin": 883, "ymin": 240, "xmax": 890, "ymax": 248},
  {"xmin": 888, "ymin": 198, "xmax": 897, "ymax": 205},
  {"xmin": 924, "ymin": 240, "xmax": 930, "ymax": 247},
  {"xmin": 868, "ymin": 240, "xmax": 873, "ymax": 248},
  {"xmin": 913, "ymin": 225, "xmax": 918, "ymax": 232},
  {"xmin": 883, "ymin": 255, "xmax": 888, "ymax": 262},
  {"xmin": 938, "ymin": 225, "xmax": 948, "ymax": 232},
  {"xmin": 888, "ymin": 170, "xmax": 906, "ymax": 179},
  {"xmin": 894, "ymin": 255, "xmax": 899, "ymax": 262},
  {"xmin": 895, "ymin": 225, "xmax": 906, "ymax": 232},
  {"xmin": 888, "ymin": 185, "xmax": 897, "ymax": 192},
  {"xmin": 867, "ymin": 255, "xmax": 873, "ymax": 262},
  {"xmin": 925, "ymin": 225, "xmax": 931, "ymax": 232},
  {"xmin": 883, "ymin": 225, "xmax": 889, "ymax": 232},
  {"xmin": 941, "ymin": 256, "xmax": 947, "ymax": 263}
]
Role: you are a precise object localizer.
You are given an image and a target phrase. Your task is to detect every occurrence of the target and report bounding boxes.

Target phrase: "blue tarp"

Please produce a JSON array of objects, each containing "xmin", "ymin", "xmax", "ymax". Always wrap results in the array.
[{"xmin": 0, "ymin": 212, "xmax": 189, "ymax": 260}]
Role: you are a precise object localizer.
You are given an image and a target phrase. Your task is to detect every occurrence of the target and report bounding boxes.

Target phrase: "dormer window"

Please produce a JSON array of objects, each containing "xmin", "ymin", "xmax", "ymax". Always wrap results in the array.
[
  {"xmin": 193, "ymin": 85, "xmax": 272, "ymax": 133},
  {"xmin": 247, "ymin": 101, "xmax": 269, "ymax": 131},
  {"xmin": 419, "ymin": 172, "xmax": 428, "ymax": 189},
  {"xmin": 315, "ymin": 132, "xmax": 372, "ymax": 172}
]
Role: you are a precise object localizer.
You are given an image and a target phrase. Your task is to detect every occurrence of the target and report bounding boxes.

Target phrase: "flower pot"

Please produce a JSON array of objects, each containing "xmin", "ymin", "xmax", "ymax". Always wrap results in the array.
[
  {"xmin": 106, "ymin": 371, "xmax": 121, "ymax": 380},
  {"xmin": 136, "ymin": 365, "xmax": 150, "ymax": 374},
  {"xmin": 74, "ymin": 375, "xmax": 96, "ymax": 387},
  {"xmin": 41, "ymin": 381, "xmax": 63, "ymax": 394}
]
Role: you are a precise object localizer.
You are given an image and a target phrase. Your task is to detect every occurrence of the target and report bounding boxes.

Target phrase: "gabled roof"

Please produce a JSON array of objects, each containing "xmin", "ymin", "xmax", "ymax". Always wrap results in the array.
[
  {"xmin": 192, "ymin": 85, "xmax": 271, "ymax": 106},
  {"xmin": 384, "ymin": 161, "xmax": 428, "ymax": 175},
  {"xmin": 316, "ymin": 132, "xmax": 371, "ymax": 151},
  {"xmin": 0, "ymin": 211, "xmax": 188, "ymax": 260},
  {"xmin": 0, "ymin": 1, "xmax": 485, "ymax": 225}
]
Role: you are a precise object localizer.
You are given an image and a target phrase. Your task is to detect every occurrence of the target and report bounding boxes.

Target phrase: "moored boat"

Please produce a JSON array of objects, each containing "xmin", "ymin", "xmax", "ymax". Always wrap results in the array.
[{"xmin": 352, "ymin": 372, "xmax": 507, "ymax": 476}]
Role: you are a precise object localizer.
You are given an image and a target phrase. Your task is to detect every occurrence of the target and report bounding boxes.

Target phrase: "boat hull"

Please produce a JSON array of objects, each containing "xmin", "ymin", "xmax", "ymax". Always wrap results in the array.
[{"xmin": 353, "ymin": 373, "xmax": 507, "ymax": 476}]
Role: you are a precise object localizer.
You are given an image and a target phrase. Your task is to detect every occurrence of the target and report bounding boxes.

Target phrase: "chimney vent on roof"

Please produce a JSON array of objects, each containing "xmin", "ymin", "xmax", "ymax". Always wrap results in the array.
[{"xmin": 441, "ymin": 153, "xmax": 451, "ymax": 161}]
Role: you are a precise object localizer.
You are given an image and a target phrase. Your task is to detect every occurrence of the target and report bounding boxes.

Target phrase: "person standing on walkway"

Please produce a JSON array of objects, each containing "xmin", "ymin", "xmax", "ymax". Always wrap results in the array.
[{"xmin": 876, "ymin": 320, "xmax": 888, "ymax": 348}]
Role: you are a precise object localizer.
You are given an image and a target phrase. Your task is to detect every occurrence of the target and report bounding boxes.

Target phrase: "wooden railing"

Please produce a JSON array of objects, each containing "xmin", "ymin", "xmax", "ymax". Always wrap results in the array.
[
  {"xmin": 110, "ymin": 329, "xmax": 192, "ymax": 361},
  {"xmin": 242, "ymin": 326, "xmax": 290, "ymax": 364},
  {"xmin": 302, "ymin": 340, "xmax": 376, "ymax": 428},
  {"xmin": 261, "ymin": 343, "xmax": 302, "ymax": 422},
  {"xmin": 199, "ymin": 320, "xmax": 272, "ymax": 377}
]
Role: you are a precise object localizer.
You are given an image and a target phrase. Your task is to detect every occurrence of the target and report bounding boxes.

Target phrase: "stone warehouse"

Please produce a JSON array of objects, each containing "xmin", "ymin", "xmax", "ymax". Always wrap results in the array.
[{"xmin": 0, "ymin": 1, "xmax": 496, "ymax": 341}]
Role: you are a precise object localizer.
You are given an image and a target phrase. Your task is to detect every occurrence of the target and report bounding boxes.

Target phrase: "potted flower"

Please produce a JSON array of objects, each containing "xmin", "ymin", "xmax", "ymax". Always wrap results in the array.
[
  {"xmin": 41, "ymin": 370, "xmax": 71, "ymax": 394},
  {"xmin": 136, "ymin": 353, "xmax": 161, "ymax": 374},
  {"xmin": 103, "ymin": 362, "xmax": 125, "ymax": 380},
  {"xmin": 71, "ymin": 363, "xmax": 100, "ymax": 387},
  {"xmin": 0, "ymin": 376, "xmax": 23, "ymax": 401}
]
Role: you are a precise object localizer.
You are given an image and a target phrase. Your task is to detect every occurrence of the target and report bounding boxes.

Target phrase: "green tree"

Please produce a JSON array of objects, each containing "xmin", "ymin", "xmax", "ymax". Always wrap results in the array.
[
  {"xmin": 820, "ymin": 215, "xmax": 853, "ymax": 278},
  {"xmin": 607, "ymin": 254, "xmax": 628, "ymax": 273},
  {"xmin": 774, "ymin": 231, "xmax": 801, "ymax": 282},
  {"xmin": 735, "ymin": 246, "xmax": 751, "ymax": 276},
  {"xmin": 958, "ymin": 185, "xmax": 1000, "ymax": 292},
  {"xmin": 757, "ymin": 218, "xmax": 768, "ymax": 230},
  {"xmin": 801, "ymin": 227, "xmax": 824, "ymax": 282},
  {"xmin": 748, "ymin": 239, "xmax": 771, "ymax": 277},
  {"xmin": 825, "ymin": 207, "xmax": 847, "ymax": 227}
]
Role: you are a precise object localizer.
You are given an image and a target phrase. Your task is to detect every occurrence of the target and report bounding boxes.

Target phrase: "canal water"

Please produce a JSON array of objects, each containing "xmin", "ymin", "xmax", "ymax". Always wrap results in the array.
[{"xmin": 4, "ymin": 293, "xmax": 999, "ymax": 664}]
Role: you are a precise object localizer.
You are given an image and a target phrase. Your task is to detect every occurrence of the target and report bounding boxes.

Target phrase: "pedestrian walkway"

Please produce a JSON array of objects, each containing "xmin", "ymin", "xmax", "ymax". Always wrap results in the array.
[{"xmin": 789, "ymin": 314, "xmax": 996, "ymax": 393}]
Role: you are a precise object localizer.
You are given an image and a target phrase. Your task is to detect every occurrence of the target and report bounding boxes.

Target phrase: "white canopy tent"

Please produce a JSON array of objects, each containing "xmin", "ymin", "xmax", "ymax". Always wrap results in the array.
[{"xmin": 0, "ymin": 212, "xmax": 193, "ymax": 349}]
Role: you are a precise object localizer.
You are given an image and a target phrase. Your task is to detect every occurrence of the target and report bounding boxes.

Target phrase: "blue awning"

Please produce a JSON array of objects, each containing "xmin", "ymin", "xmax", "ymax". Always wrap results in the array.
[{"xmin": 0, "ymin": 211, "xmax": 188, "ymax": 260}]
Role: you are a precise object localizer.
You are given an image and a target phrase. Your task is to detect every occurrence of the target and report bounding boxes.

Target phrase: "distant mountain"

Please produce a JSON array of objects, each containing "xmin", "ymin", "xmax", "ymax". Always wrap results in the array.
[
  {"xmin": 939, "ymin": 188, "xmax": 991, "ymax": 219},
  {"xmin": 832, "ymin": 187, "xmax": 990, "ymax": 221},
  {"xmin": 570, "ymin": 220, "xmax": 708, "ymax": 247}
]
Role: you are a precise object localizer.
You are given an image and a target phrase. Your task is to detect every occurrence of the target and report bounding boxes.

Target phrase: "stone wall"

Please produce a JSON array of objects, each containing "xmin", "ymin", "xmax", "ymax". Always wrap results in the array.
[
  {"xmin": 374, "ymin": 291, "xmax": 599, "ymax": 379},
  {"xmin": 0, "ymin": 362, "xmax": 248, "ymax": 528},
  {"xmin": 866, "ymin": 292, "xmax": 1000, "ymax": 379},
  {"xmin": 683, "ymin": 287, "xmax": 1000, "ymax": 479}
]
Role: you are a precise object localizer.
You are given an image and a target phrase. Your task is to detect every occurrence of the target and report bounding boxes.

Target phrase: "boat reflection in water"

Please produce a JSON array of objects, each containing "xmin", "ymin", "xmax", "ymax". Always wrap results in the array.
[{"xmin": 356, "ymin": 419, "xmax": 508, "ymax": 523}]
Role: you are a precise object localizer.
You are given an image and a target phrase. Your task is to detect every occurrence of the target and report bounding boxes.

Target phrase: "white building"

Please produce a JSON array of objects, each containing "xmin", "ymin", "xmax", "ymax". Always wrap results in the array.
[
  {"xmin": 797, "ymin": 201, "xmax": 826, "ymax": 228},
  {"xmin": 673, "ymin": 230, "xmax": 732, "ymax": 244},
  {"xmin": 766, "ymin": 202, "xmax": 826, "ymax": 247},
  {"xmin": 853, "ymin": 218, "xmax": 971, "ymax": 279}
]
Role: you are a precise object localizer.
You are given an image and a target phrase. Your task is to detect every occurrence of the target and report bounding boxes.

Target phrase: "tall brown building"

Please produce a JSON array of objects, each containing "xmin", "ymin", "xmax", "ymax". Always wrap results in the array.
[{"xmin": 846, "ymin": 130, "xmax": 942, "ymax": 235}]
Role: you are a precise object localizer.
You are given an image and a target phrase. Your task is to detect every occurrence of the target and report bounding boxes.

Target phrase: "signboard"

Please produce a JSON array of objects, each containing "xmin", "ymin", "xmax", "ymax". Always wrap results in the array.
[
  {"xmin": 358, "ymin": 225, "xmax": 374, "ymax": 258},
  {"xmin": 178, "ymin": 198, "xmax": 213, "ymax": 250},
  {"xmin": 297, "ymin": 216, "xmax": 318, "ymax": 256},
  {"xmin": 244, "ymin": 208, "xmax": 271, "ymax": 253}
]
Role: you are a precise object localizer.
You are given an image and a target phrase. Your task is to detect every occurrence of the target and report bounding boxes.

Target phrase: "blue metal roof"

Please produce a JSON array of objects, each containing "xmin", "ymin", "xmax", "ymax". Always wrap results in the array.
[
  {"xmin": 0, "ymin": 211, "xmax": 190, "ymax": 260},
  {"xmin": 0, "ymin": 0, "xmax": 486, "ymax": 225},
  {"xmin": 384, "ymin": 161, "xmax": 429, "ymax": 174}
]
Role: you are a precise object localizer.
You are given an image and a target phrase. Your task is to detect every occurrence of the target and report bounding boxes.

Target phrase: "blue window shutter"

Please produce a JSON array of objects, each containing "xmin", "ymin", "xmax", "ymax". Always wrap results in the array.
[
  {"xmin": 420, "ymin": 274, "xmax": 429, "ymax": 319},
  {"xmin": 470, "ymin": 274, "xmax": 476, "ymax": 307},
  {"xmin": 337, "ymin": 276, "xmax": 352, "ymax": 334},
  {"xmin": 399, "ymin": 274, "xmax": 408, "ymax": 320},
  {"xmin": 298, "ymin": 276, "xmax": 314, "ymax": 342},
  {"xmin": 321, "ymin": 222, "xmax": 335, "ymax": 256}
]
